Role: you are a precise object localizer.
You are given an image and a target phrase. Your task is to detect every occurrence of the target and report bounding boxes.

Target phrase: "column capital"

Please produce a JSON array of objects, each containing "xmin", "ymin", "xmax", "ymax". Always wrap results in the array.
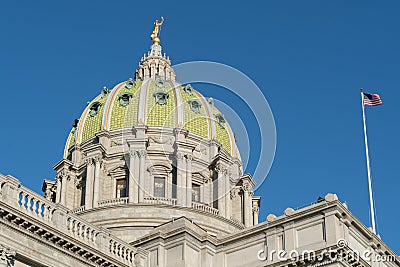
[
  {"xmin": 138, "ymin": 150, "xmax": 147, "ymax": 158},
  {"xmin": 215, "ymin": 162, "xmax": 228, "ymax": 175},
  {"xmin": 56, "ymin": 169, "xmax": 71, "ymax": 181},
  {"xmin": 85, "ymin": 157, "xmax": 94, "ymax": 166},
  {"xmin": 185, "ymin": 154, "xmax": 193, "ymax": 162},
  {"xmin": 93, "ymin": 155, "xmax": 102, "ymax": 164},
  {"xmin": 252, "ymin": 206, "xmax": 260, "ymax": 214},
  {"xmin": 0, "ymin": 244, "xmax": 16, "ymax": 266},
  {"xmin": 175, "ymin": 151, "xmax": 184, "ymax": 160},
  {"xmin": 129, "ymin": 150, "xmax": 139, "ymax": 158}
]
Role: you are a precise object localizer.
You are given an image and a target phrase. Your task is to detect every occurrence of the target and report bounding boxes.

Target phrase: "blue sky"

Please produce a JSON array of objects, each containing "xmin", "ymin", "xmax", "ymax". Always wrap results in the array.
[{"xmin": 1, "ymin": 0, "xmax": 399, "ymax": 253}]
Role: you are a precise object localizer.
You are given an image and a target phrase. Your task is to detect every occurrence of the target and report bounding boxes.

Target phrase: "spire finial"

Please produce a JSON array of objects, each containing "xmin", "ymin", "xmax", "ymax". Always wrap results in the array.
[{"xmin": 150, "ymin": 17, "xmax": 164, "ymax": 44}]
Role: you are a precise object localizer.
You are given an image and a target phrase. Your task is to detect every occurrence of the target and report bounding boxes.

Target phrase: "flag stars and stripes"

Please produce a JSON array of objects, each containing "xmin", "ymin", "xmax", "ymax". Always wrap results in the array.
[{"xmin": 363, "ymin": 93, "xmax": 383, "ymax": 106}]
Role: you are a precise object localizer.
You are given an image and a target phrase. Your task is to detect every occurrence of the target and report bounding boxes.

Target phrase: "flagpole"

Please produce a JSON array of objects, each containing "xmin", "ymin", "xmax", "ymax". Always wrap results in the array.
[{"xmin": 360, "ymin": 88, "xmax": 377, "ymax": 234}]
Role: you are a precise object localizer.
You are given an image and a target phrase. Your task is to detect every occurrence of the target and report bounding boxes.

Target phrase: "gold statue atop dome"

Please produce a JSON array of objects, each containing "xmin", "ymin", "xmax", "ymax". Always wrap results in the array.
[{"xmin": 150, "ymin": 17, "xmax": 164, "ymax": 44}]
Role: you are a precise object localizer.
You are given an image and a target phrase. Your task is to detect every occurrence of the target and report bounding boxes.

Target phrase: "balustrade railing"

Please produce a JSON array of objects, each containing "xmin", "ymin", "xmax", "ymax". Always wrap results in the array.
[
  {"xmin": 192, "ymin": 202, "xmax": 220, "ymax": 215},
  {"xmin": 143, "ymin": 196, "xmax": 177, "ymax": 205},
  {"xmin": 0, "ymin": 174, "xmax": 147, "ymax": 266},
  {"xmin": 71, "ymin": 205, "xmax": 85, "ymax": 213},
  {"xmin": 98, "ymin": 197, "xmax": 129, "ymax": 207}
]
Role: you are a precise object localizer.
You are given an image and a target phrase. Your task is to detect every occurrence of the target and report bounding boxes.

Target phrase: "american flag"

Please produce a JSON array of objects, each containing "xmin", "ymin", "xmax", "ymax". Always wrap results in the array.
[{"xmin": 363, "ymin": 93, "xmax": 383, "ymax": 106}]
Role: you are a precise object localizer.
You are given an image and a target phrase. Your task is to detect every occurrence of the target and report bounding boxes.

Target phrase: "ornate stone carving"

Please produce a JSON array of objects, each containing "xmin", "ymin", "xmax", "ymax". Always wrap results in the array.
[
  {"xmin": 71, "ymin": 118, "xmax": 79, "ymax": 134},
  {"xmin": 231, "ymin": 187, "xmax": 241, "ymax": 198},
  {"xmin": 153, "ymin": 91, "xmax": 169, "ymax": 105},
  {"xmin": 129, "ymin": 150, "xmax": 139, "ymax": 158},
  {"xmin": 148, "ymin": 136, "xmax": 173, "ymax": 145},
  {"xmin": 188, "ymin": 99, "xmax": 202, "ymax": 114},
  {"xmin": 214, "ymin": 113, "xmax": 226, "ymax": 128},
  {"xmin": 138, "ymin": 150, "xmax": 147, "ymax": 158},
  {"xmin": 0, "ymin": 244, "xmax": 16, "ymax": 266},
  {"xmin": 118, "ymin": 93, "xmax": 133, "ymax": 106},
  {"xmin": 89, "ymin": 102, "xmax": 102, "ymax": 117},
  {"xmin": 56, "ymin": 169, "xmax": 71, "ymax": 181},
  {"xmin": 194, "ymin": 144, "xmax": 208, "ymax": 155},
  {"xmin": 93, "ymin": 155, "xmax": 102, "ymax": 164},
  {"xmin": 215, "ymin": 163, "xmax": 228, "ymax": 175},
  {"xmin": 111, "ymin": 139, "xmax": 123, "ymax": 147},
  {"xmin": 175, "ymin": 152, "xmax": 184, "ymax": 160},
  {"xmin": 183, "ymin": 84, "xmax": 193, "ymax": 95},
  {"xmin": 125, "ymin": 78, "xmax": 135, "ymax": 89},
  {"xmin": 156, "ymin": 76, "xmax": 165, "ymax": 88},
  {"xmin": 252, "ymin": 206, "xmax": 260, "ymax": 213},
  {"xmin": 74, "ymin": 176, "xmax": 83, "ymax": 188},
  {"xmin": 43, "ymin": 181, "xmax": 57, "ymax": 201},
  {"xmin": 185, "ymin": 154, "xmax": 193, "ymax": 162},
  {"xmin": 85, "ymin": 157, "xmax": 94, "ymax": 166},
  {"xmin": 101, "ymin": 86, "xmax": 110, "ymax": 98}
]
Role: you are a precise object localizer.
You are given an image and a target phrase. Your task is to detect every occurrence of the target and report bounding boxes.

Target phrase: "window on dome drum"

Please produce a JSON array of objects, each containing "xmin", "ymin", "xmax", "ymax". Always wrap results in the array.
[
  {"xmin": 80, "ymin": 184, "xmax": 86, "ymax": 206},
  {"xmin": 192, "ymin": 184, "xmax": 200, "ymax": 202},
  {"xmin": 154, "ymin": 177, "xmax": 165, "ymax": 197},
  {"xmin": 172, "ymin": 166, "xmax": 177, "ymax": 198},
  {"xmin": 116, "ymin": 179, "xmax": 127, "ymax": 198}
]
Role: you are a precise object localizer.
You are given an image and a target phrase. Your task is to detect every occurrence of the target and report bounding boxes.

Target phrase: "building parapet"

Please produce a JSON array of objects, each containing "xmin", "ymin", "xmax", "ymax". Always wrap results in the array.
[{"xmin": 0, "ymin": 174, "xmax": 148, "ymax": 267}]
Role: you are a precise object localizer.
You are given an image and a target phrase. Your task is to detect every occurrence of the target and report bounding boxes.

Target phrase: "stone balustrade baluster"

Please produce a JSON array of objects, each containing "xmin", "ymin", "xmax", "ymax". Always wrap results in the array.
[
  {"xmin": 26, "ymin": 195, "xmax": 32, "ymax": 213},
  {"xmin": 20, "ymin": 192, "xmax": 26, "ymax": 209}
]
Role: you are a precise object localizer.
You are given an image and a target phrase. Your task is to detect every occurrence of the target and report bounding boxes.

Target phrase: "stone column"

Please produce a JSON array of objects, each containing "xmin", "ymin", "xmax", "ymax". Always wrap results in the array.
[
  {"xmin": 55, "ymin": 176, "xmax": 62, "ymax": 204},
  {"xmin": 92, "ymin": 155, "xmax": 102, "ymax": 208},
  {"xmin": 85, "ymin": 157, "xmax": 95, "ymax": 210},
  {"xmin": 61, "ymin": 175, "xmax": 69, "ymax": 207},
  {"xmin": 175, "ymin": 152, "xmax": 185, "ymax": 205},
  {"xmin": 225, "ymin": 174, "xmax": 232, "ymax": 219},
  {"xmin": 242, "ymin": 184, "xmax": 252, "ymax": 227},
  {"xmin": 128, "ymin": 150, "xmax": 140, "ymax": 203},
  {"xmin": 0, "ymin": 244, "xmax": 16, "ymax": 267},
  {"xmin": 253, "ymin": 206, "xmax": 259, "ymax": 225},
  {"xmin": 185, "ymin": 154, "xmax": 193, "ymax": 207},
  {"xmin": 138, "ymin": 150, "xmax": 147, "ymax": 202},
  {"xmin": 216, "ymin": 163, "xmax": 226, "ymax": 217}
]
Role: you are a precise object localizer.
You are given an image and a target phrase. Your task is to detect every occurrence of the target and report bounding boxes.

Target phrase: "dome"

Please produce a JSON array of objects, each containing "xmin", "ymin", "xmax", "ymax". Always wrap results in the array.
[
  {"xmin": 48, "ymin": 20, "xmax": 258, "ymax": 242},
  {"xmin": 63, "ymin": 44, "xmax": 239, "ymax": 160}
]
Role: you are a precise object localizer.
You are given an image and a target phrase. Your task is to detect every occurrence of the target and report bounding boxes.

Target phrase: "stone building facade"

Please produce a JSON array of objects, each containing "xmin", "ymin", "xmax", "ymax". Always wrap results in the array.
[{"xmin": 0, "ymin": 23, "xmax": 398, "ymax": 267}]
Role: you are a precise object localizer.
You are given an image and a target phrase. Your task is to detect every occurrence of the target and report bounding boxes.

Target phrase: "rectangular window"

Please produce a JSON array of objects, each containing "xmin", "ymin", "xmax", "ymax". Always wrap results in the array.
[
  {"xmin": 116, "ymin": 179, "xmax": 127, "ymax": 198},
  {"xmin": 154, "ymin": 177, "xmax": 165, "ymax": 197},
  {"xmin": 192, "ymin": 184, "xmax": 200, "ymax": 202}
]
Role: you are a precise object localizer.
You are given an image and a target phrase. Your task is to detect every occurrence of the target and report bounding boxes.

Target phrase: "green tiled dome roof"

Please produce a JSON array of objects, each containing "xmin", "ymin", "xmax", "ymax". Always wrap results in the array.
[{"xmin": 64, "ymin": 78, "xmax": 239, "ymax": 159}]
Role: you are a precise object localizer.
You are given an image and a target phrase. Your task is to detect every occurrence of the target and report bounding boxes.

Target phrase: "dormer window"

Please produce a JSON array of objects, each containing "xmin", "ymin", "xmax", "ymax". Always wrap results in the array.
[
  {"xmin": 184, "ymin": 84, "xmax": 193, "ymax": 95},
  {"xmin": 71, "ymin": 119, "xmax": 79, "ymax": 133},
  {"xmin": 101, "ymin": 86, "xmax": 110, "ymax": 98},
  {"xmin": 215, "ymin": 113, "xmax": 226, "ymax": 128},
  {"xmin": 89, "ymin": 102, "xmax": 102, "ymax": 117},
  {"xmin": 118, "ymin": 93, "xmax": 133, "ymax": 107},
  {"xmin": 188, "ymin": 99, "xmax": 202, "ymax": 114},
  {"xmin": 153, "ymin": 91, "xmax": 169, "ymax": 105},
  {"xmin": 125, "ymin": 78, "xmax": 135, "ymax": 89},
  {"xmin": 156, "ymin": 76, "xmax": 165, "ymax": 88}
]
